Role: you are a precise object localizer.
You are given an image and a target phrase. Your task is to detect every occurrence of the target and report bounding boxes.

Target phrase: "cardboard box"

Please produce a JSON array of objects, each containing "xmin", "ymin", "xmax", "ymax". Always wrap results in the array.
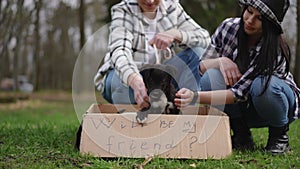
[{"xmin": 79, "ymin": 104, "xmax": 232, "ymax": 159}]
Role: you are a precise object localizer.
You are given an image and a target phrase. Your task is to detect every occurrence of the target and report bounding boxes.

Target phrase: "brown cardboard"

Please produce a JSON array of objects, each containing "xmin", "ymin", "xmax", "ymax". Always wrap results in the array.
[{"xmin": 79, "ymin": 104, "xmax": 232, "ymax": 159}]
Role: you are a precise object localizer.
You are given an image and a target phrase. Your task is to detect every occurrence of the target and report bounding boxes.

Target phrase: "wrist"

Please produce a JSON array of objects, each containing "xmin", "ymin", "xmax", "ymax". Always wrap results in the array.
[
  {"xmin": 190, "ymin": 91, "xmax": 199, "ymax": 105},
  {"xmin": 128, "ymin": 73, "xmax": 141, "ymax": 87},
  {"xmin": 217, "ymin": 57, "xmax": 223, "ymax": 69},
  {"xmin": 174, "ymin": 29, "xmax": 182, "ymax": 43},
  {"xmin": 168, "ymin": 29, "xmax": 182, "ymax": 43}
]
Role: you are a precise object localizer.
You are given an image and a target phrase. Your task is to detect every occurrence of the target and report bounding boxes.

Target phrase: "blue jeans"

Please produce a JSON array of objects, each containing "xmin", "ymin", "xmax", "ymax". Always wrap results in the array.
[
  {"xmin": 200, "ymin": 69, "xmax": 296, "ymax": 127},
  {"xmin": 102, "ymin": 47, "xmax": 204, "ymax": 104}
]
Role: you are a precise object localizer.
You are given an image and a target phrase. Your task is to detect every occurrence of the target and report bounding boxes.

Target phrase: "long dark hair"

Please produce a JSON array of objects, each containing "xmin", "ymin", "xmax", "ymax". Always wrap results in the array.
[{"xmin": 237, "ymin": 6, "xmax": 290, "ymax": 95}]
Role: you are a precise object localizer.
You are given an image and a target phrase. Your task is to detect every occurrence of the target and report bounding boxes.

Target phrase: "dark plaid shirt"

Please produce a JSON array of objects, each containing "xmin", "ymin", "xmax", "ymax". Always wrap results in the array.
[{"xmin": 202, "ymin": 18, "xmax": 300, "ymax": 119}]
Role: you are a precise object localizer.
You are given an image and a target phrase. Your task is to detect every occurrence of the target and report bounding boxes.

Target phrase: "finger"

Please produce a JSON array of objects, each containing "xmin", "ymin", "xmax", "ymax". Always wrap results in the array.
[
  {"xmin": 141, "ymin": 101, "xmax": 150, "ymax": 109},
  {"xmin": 160, "ymin": 40, "xmax": 170, "ymax": 50},
  {"xmin": 236, "ymin": 70, "xmax": 242, "ymax": 79},
  {"xmin": 148, "ymin": 37, "xmax": 154, "ymax": 45},
  {"xmin": 161, "ymin": 43, "xmax": 168, "ymax": 50},
  {"xmin": 143, "ymin": 96, "xmax": 150, "ymax": 108},
  {"xmin": 174, "ymin": 98, "xmax": 181, "ymax": 106},
  {"xmin": 136, "ymin": 93, "xmax": 145, "ymax": 106},
  {"xmin": 180, "ymin": 99, "xmax": 189, "ymax": 107},
  {"xmin": 174, "ymin": 98, "xmax": 188, "ymax": 108},
  {"xmin": 175, "ymin": 89, "xmax": 185, "ymax": 97},
  {"xmin": 221, "ymin": 70, "xmax": 229, "ymax": 86},
  {"xmin": 137, "ymin": 97, "xmax": 144, "ymax": 107},
  {"xmin": 174, "ymin": 98, "xmax": 184, "ymax": 108},
  {"xmin": 143, "ymin": 95, "xmax": 149, "ymax": 103},
  {"xmin": 155, "ymin": 41, "xmax": 163, "ymax": 49},
  {"xmin": 226, "ymin": 71, "xmax": 234, "ymax": 86},
  {"xmin": 231, "ymin": 71, "xmax": 238, "ymax": 85}
]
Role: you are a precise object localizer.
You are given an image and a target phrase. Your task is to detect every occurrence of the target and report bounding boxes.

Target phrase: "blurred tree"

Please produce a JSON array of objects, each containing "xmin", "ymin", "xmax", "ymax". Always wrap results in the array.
[
  {"xmin": 0, "ymin": 0, "xmax": 17, "ymax": 82},
  {"xmin": 0, "ymin": 0, "xmax": 297, "ymax": 91},
  {"xmin": 296, "ymin": 0, "xmax": 300, "ymax": 85},
  {"xmin": 103, "ymin": 0, "xmax": 120, "ymax": 23},
  {"xmin": 79, "ymin": 0, "xmax": 86, "ymax": 49},
  {"xmin": 180, "ymin": 0, "xmax": 239, "ymax": 34},
  {"xmin": 0, "ymin": 0, "xmax": 36, "ymax": 91},
  {"xmin": 44, "ymin": 1, "xmax": 77, "ymax": 89},
  {"xmin": 33, "ymin": 0, "xmax": 42, "ymax": 91}
]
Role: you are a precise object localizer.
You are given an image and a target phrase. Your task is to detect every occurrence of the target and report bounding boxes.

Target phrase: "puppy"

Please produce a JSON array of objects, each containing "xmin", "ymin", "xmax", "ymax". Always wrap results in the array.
[{"xmin": 136, "ymin": 64, "xmax": 180, "ymax": 124}]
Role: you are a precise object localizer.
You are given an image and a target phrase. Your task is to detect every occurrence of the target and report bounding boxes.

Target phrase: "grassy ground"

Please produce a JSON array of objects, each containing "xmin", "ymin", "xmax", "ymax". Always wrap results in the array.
[{"xmin": 0, "ymin": 91, "xmax": 299, "ymax": 169}]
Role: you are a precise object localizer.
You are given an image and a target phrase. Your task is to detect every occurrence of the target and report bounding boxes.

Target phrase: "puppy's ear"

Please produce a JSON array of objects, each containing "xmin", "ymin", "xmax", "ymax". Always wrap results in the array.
[
  {"xmin": 140, "ymin": 68, "xmax": 152, "ymax": 81},
  {"xmin": 140, "ymin": 64, "xmax": 156, "ymax": 78}
]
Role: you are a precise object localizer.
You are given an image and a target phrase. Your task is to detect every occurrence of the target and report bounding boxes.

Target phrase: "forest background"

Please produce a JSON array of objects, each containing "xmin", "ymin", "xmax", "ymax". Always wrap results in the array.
[{"xmin": 0, "ymin": 0, "xmax": 298, "ymax": 92}]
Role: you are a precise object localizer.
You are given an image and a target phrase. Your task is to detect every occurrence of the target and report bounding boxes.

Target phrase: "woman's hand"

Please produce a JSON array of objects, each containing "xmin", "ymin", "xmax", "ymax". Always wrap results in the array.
[
  {"xmin": 218, "ymin": 57, "xmax": 242, "ymax": 86},
  {"xmin": 128, "ymin": 73, "xmax": 149, "ymax": 109},
  {"xmin": 148, "ymin": 29, "xmax": 182, "ymax": 50},
  {"xmin": 174, "ymin": 88, "xmax": 197, "ymax": 109}
]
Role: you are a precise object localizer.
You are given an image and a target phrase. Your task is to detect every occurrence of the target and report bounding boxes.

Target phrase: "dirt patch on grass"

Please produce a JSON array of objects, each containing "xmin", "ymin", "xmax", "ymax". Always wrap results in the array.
[
  {"xmin": 0, "ymin": 91, "xmax": 72, "ymax": 110},
  {"xmin": 0, "ymin": 90, "xmax": 108, "ymax": 111},
  {"xmin": 0, "ymin": 99, "xmax": 44, "ymax": 110},
  {"xmin": 30, "ymin": 91, "xmax": 72, "ymax": 102}
]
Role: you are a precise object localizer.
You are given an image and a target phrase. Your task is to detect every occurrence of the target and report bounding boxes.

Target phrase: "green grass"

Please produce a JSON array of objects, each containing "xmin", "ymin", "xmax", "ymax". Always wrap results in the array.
[{"xmin": 0, "ymin": 93, "xmax": 300, "ymax": 169}]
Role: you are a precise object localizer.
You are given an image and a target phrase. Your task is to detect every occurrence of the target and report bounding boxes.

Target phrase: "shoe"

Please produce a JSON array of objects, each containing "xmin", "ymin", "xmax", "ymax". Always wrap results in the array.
[
  {"xmin": 265, "ymin": 125, "xmax": 291, "ymax": 155},
  {"xmin": 230, "ymin": 118, "xmax": 255, "ymax": 151},
  {"xmin": 232, "ymin": 134, "xmax": 255, "ymax": 151}
]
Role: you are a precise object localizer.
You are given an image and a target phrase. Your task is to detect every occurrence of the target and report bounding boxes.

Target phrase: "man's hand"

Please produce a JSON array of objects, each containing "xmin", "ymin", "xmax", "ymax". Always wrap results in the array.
[{"xmin": 128, "ymin": 73, "xmax": 149, "ymax": 109}]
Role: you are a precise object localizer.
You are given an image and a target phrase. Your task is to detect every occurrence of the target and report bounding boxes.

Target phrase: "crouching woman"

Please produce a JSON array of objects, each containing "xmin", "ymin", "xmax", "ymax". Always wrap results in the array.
[{"xmin": 175, "ymin": 0, "xmax": 300, "ymax": 155}]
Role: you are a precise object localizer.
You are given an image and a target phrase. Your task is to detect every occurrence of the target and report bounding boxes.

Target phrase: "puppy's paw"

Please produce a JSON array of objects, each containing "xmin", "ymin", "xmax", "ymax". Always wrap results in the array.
[{"xmin": 136, "ymin": 110, "xmax": 148, "ymax": 124}]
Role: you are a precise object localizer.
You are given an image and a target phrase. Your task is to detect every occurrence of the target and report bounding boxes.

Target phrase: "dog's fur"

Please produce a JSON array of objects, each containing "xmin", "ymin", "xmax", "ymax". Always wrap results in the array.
[{"xmin": 136, "ymin": 64, "xmax": 180, "ymax": 124}]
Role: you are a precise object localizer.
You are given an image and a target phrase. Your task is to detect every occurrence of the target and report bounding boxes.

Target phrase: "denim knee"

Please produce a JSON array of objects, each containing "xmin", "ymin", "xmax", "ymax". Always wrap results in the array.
[
  {"xmin": 250, "ymin": 76, "xmax": 294, "ymax": 127},
  {"xmin": 103, "ymin": 69, "xmax": 135, "ymax": 104},
  {"xmin": 167, "ymin": 48, "xmax": 201, "ymax": 90},
  {"xmin": 200, "ymin": 69, "xmax": 226, "ymax": 91}
]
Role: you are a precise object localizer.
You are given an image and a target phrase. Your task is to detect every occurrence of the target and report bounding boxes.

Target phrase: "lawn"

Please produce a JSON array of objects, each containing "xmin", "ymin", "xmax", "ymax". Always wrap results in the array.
[{"xmin": 0, "ymin": 91, "xmax": 299, "ymax": 169}]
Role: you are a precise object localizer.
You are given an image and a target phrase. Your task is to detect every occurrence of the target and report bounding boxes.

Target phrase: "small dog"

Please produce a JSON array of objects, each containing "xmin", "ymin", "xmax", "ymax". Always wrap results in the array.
[{"xmin": 136, "ymin": 64, "xmax": 180, "ymax": 124}]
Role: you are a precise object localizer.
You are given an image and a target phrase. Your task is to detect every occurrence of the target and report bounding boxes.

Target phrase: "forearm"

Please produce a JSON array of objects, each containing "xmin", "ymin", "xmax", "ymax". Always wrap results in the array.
[
  {"xmin": 196, "ymin": 89, "xmax": 235, "ymax": 105},
  {"xmin": 180, "ymin": 28, "xmax": 210, "ymax": 48},
  {"xmin": 127, "ymin": 73, "xmax": 142, "ymax": 87},
  {"xmin": 199, "ymin": 58, "xmax": 220, "ymax": 74},
  {"xmin": 175, "ymin": 88, "xmax": 235, "ymax": 108},
  {"xmin": 111, "ymin": 50, "xmax": 140, "ymax": 85},
  {"xmin": 109, "ymin": 27, "xmax": 138, "ymax": 85}
]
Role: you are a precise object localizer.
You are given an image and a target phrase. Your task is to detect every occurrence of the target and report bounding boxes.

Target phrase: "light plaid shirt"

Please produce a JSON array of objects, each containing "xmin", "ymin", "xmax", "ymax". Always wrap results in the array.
[
  {"xmin": 94, "ymin": 0, "xmax": 210, "ymax": 92},
  {"xmin": 202, "ymin": 17, "xmax": 300, "ymax": 119}
]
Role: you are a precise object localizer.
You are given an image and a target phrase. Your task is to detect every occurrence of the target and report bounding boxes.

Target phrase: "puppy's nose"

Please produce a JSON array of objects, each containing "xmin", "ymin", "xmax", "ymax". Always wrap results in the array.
[{"xmin": 149, "ymin": 89, "xmax": 164, "ymax": 100}]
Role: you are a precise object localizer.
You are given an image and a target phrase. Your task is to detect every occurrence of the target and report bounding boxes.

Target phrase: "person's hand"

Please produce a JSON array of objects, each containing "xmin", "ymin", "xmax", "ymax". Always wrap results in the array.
[
  {"xmin": 148, "ymin": 29, "xmax": 182, "ymax": 50},
  {"xmin": 218, "ymin": 57, "xmax": 242, "ymax": 86},
  {"xmin": 128, "ymin": 73, "xmax": 149, "ymax": 109},
  {"xmin": 174, "ymin": 88, "xmax": 197, "ymax": 109}
]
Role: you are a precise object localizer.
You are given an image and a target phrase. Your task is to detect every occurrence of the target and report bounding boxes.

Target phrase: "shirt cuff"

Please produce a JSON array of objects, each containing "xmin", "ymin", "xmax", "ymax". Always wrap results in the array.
[{"xmin": 180, "ymin": 30, "xmax": 188, "ymax": 44}]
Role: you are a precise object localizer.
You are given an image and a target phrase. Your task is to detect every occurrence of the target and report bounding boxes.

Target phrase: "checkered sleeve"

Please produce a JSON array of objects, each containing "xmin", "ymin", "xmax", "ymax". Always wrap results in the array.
[
  {"xmin": 202, "ymin": 18, "xmax": 240, "ymax": 60},
  {"xmin": 231, "ymin": 67, "xmax": 255, "ymax": 102},
  {"xmin": 108, "ymin": 3, "xmax": 140, "ymax": 85}
]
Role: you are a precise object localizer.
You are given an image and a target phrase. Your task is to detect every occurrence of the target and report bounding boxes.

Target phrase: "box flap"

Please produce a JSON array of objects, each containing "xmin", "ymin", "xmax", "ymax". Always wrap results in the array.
[{"xmin": 87, "ymin": 104, "xmax": 226, "ymax": 116}]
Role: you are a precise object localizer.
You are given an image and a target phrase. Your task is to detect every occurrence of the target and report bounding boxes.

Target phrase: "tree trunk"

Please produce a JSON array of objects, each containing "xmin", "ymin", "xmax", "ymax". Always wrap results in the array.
[
  {"xmin": 79, "ymin": 0, "xmax": 85, "ymax": 49},
  {"xmin": 295, "ymin": 0, "xmax": 300, "ymax": 85},
  {"xmin": 0, "ymin": 1, "xmax": 13, "ymax": 80},
  {"xmin": 33, "ymin": 0, "xmax": 42, "ymax": 91},
  {"xmin": 13, "ymin": 0, "xmax": 25, "ymax": 91}
]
